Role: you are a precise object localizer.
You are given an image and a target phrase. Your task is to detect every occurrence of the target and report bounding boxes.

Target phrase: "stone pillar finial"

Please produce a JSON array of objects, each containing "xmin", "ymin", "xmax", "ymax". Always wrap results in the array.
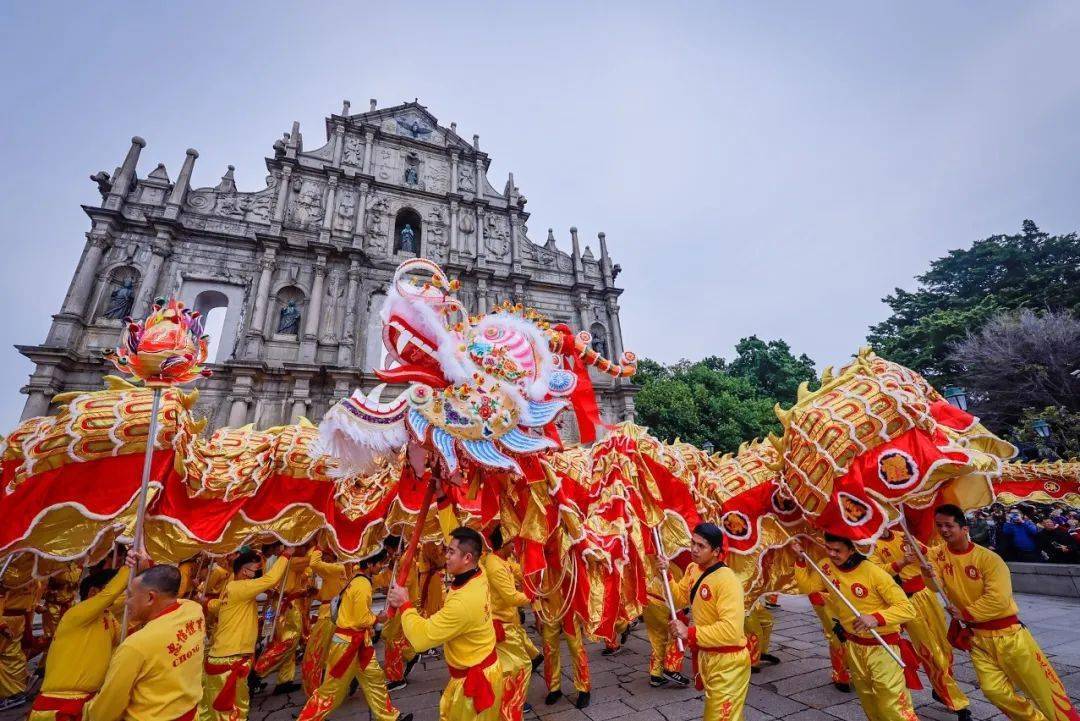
[
  {"xmin": 342, "ymin": 99, "xmax": 351, "ymax": 115},
  {"xmin": 570, "ymin": 226, "xmax": 583, "ymax": 279},
  {"xmin": 473, "ymin": 134, "xmax": 480, "ymax": 150},
  {"xmin": 598, "ymin": 231, "xmax": 613, "ymax": 286},
  {"xmin": 104, "ymin": 136, "xmax": 147, "ymax": 210},
  {"xmin": 450, "ymin": 122, "xmax": 457, "ymax": 133},
  {"xmin": 369, "ymin": 98, "xmax": 377, "ymax": 111},
  {"xmin": 165, "ymin": 148, "xmax": 198, "ymax": 219}
]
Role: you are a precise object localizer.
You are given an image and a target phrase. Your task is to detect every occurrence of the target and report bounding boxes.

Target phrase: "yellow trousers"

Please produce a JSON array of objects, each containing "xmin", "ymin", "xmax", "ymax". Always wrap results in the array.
[
  {"xmin": 970, "ymin": 626, "xmax": 1080, "ymax": 721},
  {"xmin": 522, "ymin": 629, "xmax": 539, "ymax": 660},
  {"xmin": 496, "ymin": 624, "xmax": 533, "ymax": 721},
  {"xmin": 811, "ymin": 603, "xmax": 850, "ymax": 684},
  {"xmin": 745, "ymin": 605, "xmax": 774, "ymax": 668},
  {"xmin": 302, "ymin": 613, "xmax": 334, "ymax": 696},
  {"xmin": 297, "ymin": 638, "xmax": 399, "ymax": 721},
  {"xmin": 381, "ymin": 617, "xmax": 417, "ymax": 683},
  {"xmin": 198, "ymin": 655, "xmax": 251, "ymax": 721},
  {"xmin": 0, "ymin": 616, "xmax": 27, "ymax": 697},
  {"xmin": 644, "ymin": 602, "xmax": 684, "ymax": 676},
  {"xmin": 255, "ymin": 603, "xmax": 301, "ymax": 683},
  {"xmin": 440, "ymin": 661, "xmax": 503, "ymax": 721},
  {"xmin": 541, "ymin": 620, "xmax": 590, "ymax": 693},
  {"xmin": 904, "ymin": 589, "xmax": 968, "ymax": 711},
  {"xmin": 843, "ymin": 642, "xmax": 918, "ymax": 721},
  {"xmin": 698, "ymin": 648, "xmax": 750, "ymax": 721}
]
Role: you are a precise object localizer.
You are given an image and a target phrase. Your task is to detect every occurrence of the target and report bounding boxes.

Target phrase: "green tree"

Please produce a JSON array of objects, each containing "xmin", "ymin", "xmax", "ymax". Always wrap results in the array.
[
  {"xmin": 727, "ymin": 336, "xmax": 818, "ymax": 404},
  {"xmin": 867, "ymin": 221, "xmax": 1080, "ymax": 384}
]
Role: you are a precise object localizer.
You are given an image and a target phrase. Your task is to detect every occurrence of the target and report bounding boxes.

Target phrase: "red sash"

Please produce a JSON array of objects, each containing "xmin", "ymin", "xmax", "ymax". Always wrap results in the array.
[
  {"xmin": 447, "ymin": 648, "xmax": 499, "ymax": 712},
  {"xmin": 690, "ymin": 643, "xmax": 746, "ymax": 691},
  {"xmin": 173, "ymin": 707, "xmax": 197, "ymax": 721},
  {"xmin": 967, "ymin": 614, "xmax": 1020, "ymax": 631},
  {"xmin": 31, "ymin": 693, "xmax": 93, "ymax": 721},
  {"xmin": 204, "ymin": 655, "xmax": 252, "ymax": 711},
  {"xmin": 808, "ymin": 591, "xmax": 826, "ymax": 607},
  {"xmin": 900, "ymin": 576, "xmax": 926, "ymax": 596},
  {"xmin": 493, "ymin": 620, "xmax": 507, "ymax": 644},
  {"xmin": 328, "ymin": 627, "xmax": 375, "ymax": 678},
  {"xmin": 947, "ymin": 619, "xmax": 973, "ymax": 651},
  {"xmin": 846, "ymin": 631, "xmax": 923, "ymax": 689}
]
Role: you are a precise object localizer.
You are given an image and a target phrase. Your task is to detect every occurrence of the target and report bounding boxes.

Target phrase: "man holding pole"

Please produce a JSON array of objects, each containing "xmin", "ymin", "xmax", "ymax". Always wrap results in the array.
[
  {"xmin": 387, "ymin": 525, "xmax": 503, "ymax": 721},
  {"xmin": 254, "ymin": 546, "xmax": 310, "ymax": 695},
  {"xmin": 666, "ymin": 523, "xmax": 751, "ymax": 721},
  {"xmin": 792, "ymin": 534, "xmax": 918, "ymax": 721},
  {"xmin": 923, "ymin": 504, "xmax": 1080, "ymax": 721},
  {"xmin": 198, "ymin": 548, "xmax": 290, "ymax": 721},
  {"xmin": 643, "ymin": 554, "xmax": 690, "ymax": 688}
]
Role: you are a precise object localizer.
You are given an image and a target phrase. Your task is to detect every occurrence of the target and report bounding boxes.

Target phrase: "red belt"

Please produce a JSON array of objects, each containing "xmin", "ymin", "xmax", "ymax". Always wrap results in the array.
[
  {"xmin": 31, "ymin": 693, "xmax": 93, "ymax": 721},
  {"xmin": 808, "ymin": 591, "xmax": 826, "ymax": 607},
  {"xmin": 329, "ymin": 627, "xmax": 374, "ymax": 678},
  {"xmin": 204, "ymin": 655, "xmax": 252, "ymax": 711},
  {"xmin": 901, "ymin": 576, "xmax": 926, "ymax": 596},
  {"xmin": 493, "ymin": 619, "xmax": 507, "ymax": 644},
  {"xmin": 847, "ymin": 631, "xmax": 901, "ymax": 646},
  {"xmin": 967, "ymin": 614, "xmax": 1020, "ymax": 631},
  {"xmin": 846, "ymin": 632, "xmax": 923, "ymax": 689},
  {"xmin": 447, "ymin": 648, "xmax": 498, "ymax": 713}
]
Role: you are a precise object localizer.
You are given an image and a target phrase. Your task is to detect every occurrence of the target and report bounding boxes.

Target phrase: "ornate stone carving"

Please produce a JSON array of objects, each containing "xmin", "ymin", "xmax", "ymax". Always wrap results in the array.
[
  {"xmin": 483, "ymin": 215, "xmax": 509, "ymax": 257},
  {"xmin": 365, "ymin": 197, "xmax": 390, "ymax": 253},
  {"xmin": 286, "ymin": 179, "xmax": 324, "ymax": 230},
  {"xmin": 333, "ymin": 191, "xmax": 356, "ymax": 233},
  {"xmin": 458, "ymin": 166, "xmax": 475, "ymax": 192},
  {"xmin": 103, "ymin": 279, "xmax": 136, "ymax": 320},
  {"xmin": 342, "ymin": 135, "xmax": 363, "ymax": 166},
  {"xmin": 395, "ymin": 116, "xmax": 434, "ymax": 139},
  {"xmin": 457, "ymin": 211, "xmax": 476, "ymax": 236},
  {"xmin": 277, "ymin": 301, "xmax": 301, "ymax": 335}
]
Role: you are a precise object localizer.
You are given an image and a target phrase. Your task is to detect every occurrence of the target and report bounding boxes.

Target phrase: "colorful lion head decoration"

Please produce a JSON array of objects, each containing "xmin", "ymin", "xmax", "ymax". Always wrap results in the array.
[{"xmin": 319, "ymin": 258, "xmax": 637, "ymax": 476}]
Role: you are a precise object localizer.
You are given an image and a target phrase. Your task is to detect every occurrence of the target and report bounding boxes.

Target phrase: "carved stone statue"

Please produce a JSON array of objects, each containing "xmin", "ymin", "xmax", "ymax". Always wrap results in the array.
[
  {"xmin": 104, "ymin": 278, "xmax": 136, "ymax": 320},
  {"xmin": 404, "ymin": 166, "xmax": 418, "ymax": 185},
  {"xmin": 398, "ymin": 224, "xmax": 416, "ymax": 254},
  {"xmin": 89, "ymin": 171, "xmax": 112, "ymax": 197},
  {"xmin": 277, "ymin": 301, "xmax": 301, "ymax": 335}
]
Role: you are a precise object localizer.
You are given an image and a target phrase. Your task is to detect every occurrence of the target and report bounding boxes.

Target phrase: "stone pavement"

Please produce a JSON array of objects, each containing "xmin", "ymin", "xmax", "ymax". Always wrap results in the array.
[{"xmin": 7, "ymin": 593, "xmax": 1080, "ymax": 720}]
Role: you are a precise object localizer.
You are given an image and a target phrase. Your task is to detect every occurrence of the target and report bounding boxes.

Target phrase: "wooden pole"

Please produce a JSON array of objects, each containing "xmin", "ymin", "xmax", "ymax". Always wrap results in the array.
[{"xmin": 651, "ymin": 526, "xmax": 685, "ymax": 653}]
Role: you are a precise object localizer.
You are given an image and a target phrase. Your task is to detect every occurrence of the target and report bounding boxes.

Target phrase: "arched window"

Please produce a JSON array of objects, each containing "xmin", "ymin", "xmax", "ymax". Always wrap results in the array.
[
  {"xmin": 273, "ymin": 286, "xmax": 306, "ymax": 339},
  {"xmin": 97, "ymin": 266, "xmax": 141, "ymax": 321},
  {"xmin": 393, "ymin": 208, "xmax": 422, "ymax": 256},
  {"xmin": 590, "ymin": 323, "xmax": 609, "ymax": 358},
  {"xmin": 193, "ymin": 290, "xmax": 229, "ymax": 362}
]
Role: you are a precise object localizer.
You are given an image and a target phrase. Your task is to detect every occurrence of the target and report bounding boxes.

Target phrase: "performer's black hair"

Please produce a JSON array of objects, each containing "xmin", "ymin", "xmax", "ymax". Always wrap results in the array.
[
  {"xmin": 80, "ymin": 568, "xmax": 118, "ymax": 601},
  {"xmin": 934, "ymin": 504, "xmax": 969, "ymax": 527}
]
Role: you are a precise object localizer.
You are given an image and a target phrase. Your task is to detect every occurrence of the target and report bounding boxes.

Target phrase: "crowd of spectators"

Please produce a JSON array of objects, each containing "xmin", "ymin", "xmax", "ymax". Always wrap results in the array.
[{"xmin": 967, "ymin": 502, "xmax": 1080, "ymax": 563}]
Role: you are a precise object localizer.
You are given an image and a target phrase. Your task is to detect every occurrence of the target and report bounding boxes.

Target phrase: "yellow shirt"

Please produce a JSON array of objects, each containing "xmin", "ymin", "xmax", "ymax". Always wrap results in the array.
[
  {"xmin": 480, "ymin": 554, "xmax": 529, "ymax": 625},
  {"xmin": 46, "ymin": 563, "xmax": 83, "ymax": 605},
  {"xmin": 203, "ymin": 564, "xmax": 230, "ymax": 598},
  {"xmin": 41, "ymin": 567, "xmax": 129, "ymax": 697},
  {"xmin": 85, "ymin": 599, "xmax": 205, "ymax": 721},
  {"xmin": 284, "ymin": 556, "xmax": 311, "ymax": 595},
  {"xmin": 336, "ymin": 575, "xmax": 376, "ymax": 631},
  {"xmin": 795, "ymin": 557, "xmax": 915, "ymax": 636},
  {"xmin": 670, "ymin": 563, "xmax": 745, "ymax": 648},
  {"xmin": 401, "ymin": 569, "xmax": 497, "ymax": 669},
  {"xmin": 308, "ymin": 551, "xmax": 348, "ymax": 603},
  {"xmin": 207, "ymin": 557, "xmax": 288, "ymax": 658},
  {"xmin": 2, "ymin": 580, "xmax": 40, "ymax": 613},
  {"xmin": 929, "ymin": 542, "xmax": 1019, "ymax": 636},
  {"xmin": 177, "ymin": 561, "xmax": 195, "ymax": 599}
]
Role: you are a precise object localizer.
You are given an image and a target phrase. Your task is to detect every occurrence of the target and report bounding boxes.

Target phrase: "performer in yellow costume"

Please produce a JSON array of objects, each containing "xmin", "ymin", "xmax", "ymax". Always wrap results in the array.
[
  {"xmin": 297, "ymin": 550, "xmax": 408, "ymax": 721},
  {"xmin": 668, "ymin": 523, "xmax": 751, "ymax": 721},
  {"xmin": 643, "ymin": 557, "xmax": 689, "ymax": 687},
  {"xmin": 28, "ymin": 559, "xmax": 129, "ymax": 721},
  {"xmin": 199, "ymin": 558, "xmax": 232, "ymax": 639},
  {"xmin": 793, "ymin": 534, "xmax": 918, "ymax": 721},
  {"xmin": 481, "ymin": 526, "xmax": 533, "ymax": 721},
  {"xmin": 255, "ymin": 548, "xmax": 311, "ymax": 695},
  {"xmin": 198, "ymin": 549, "xmax": 290, "ymax": 721},
  {"xmin": 85, "ymin": 565, "xmax": 205, "ymax": 721},
  {"xmin": 744, "ymin": 602, "xmax": 778, "ymax": 672},
  {"xmin": 302, "ymin": 548, "xmax": 350, "ymax": 696},
  {"xmin": 535, "ymin": 576, "xmax": 590, "ymax": 708},
  {"xmin": 0, "ymin": 576, "xmax": 41, "ymax": 709},
  {"xmin": 506, "ymin": 557, "xmax": 543, "ymax": 672},
  {"xmin": 387, "ymin": 524, "xmax": 503, "ymax": 721},
  {"xmin": 417, "ymin": 541, "xmax": 446, "ymax": 618},
  {"xmin": 41, "ymin": 562, "xmax": 82, "ymax": 642},
  {"xmin": 805, "ymin": 587, "xmax": 851, "ymax": 691},
  {"xmin": 381, "ymin": 536, "xmax": 420, "ymax": 691},
  {"xmin": 926, "ymin": 504, "xmax": 1080, "ymax": 721},
  {"xmin": 872, "ymin": 526, "xmax": 971, "ymax": 720}
]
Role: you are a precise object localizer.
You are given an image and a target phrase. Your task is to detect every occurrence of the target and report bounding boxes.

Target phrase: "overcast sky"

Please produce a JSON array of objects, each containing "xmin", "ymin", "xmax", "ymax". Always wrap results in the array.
[{"xmin": 2, "ymin": 2, "xmax": 1079, "ymax": 430}]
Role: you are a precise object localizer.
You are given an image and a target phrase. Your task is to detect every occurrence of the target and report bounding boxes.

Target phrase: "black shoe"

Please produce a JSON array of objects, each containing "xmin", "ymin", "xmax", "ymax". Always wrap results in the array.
[
  {"xmin": 833, "ymin": 681, "xmax": 851, "ymax": 693},
  {"xmin": 387, "ymin": 678, "xmax": 407, "ymax": 692},
  {"xmin": 348, "ymin": 678, "xmax": 360, "ymax": 696},
  {"xmin": 601, "ymin": 647, "xmax": 617, "ymax": 656},
  {"xmin": 403, "ymin": 654, "xmax": 419, "ymax": 680},
  {"xmin": 750, "ymin": 666, "xmax": 761, "ymax": 674},
  {"xmin": 764, "ymin": 602, "xmax": 781, "ymax": 610},
  {"xmin": 249, "ymin": 676, "xmax": 267, "ymax": 695},
  {"xmin": 759, "ymin": 653, "xmax": 781, "ymax": 666},
  {"xmin": 531, "ymin": 653, "xmax": 544, "ymax": 673},
  {"xmin": 399, "ymin": 714, "xmax": 414, "ymax": 721},
  {"xmin": 272, "ymin": 681, "xmax": 301, "ymax": 695},
  {"xmin": 544, "ymin": 690, "xmax": 563, "ymax": 705},
  {"xmin": 574, "ymin": 692, "xmax": 590, "ymax": 709},
  {"xmin": 955, "ymin": 710, "xmax": 972, "ymax": 721},
  {"xmin": 662, "ymin": 670, "xmax": 691, "ymax": 686},
  {"xmin": 620, "ymin": 626, "xmax": 631, "ymax": 645},
  {"xmin": 649, "ymin": 675, "xmax": 669, "ymax": 687},
  {"xmin": 523, "ymin": 703, "xmax": 533, "ymax": 713}
]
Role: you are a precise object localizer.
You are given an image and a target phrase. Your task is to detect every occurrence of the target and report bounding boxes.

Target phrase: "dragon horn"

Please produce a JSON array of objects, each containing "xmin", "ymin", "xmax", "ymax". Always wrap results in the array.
[{"xmin": 553, "ymin": 330, "xmax": 638, "ymax": 378}]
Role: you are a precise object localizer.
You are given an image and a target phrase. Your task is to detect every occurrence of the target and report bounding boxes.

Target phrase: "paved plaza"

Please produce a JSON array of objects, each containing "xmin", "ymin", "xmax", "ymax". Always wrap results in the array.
[{"xmin": 7, "ymin": 592, "xmax": 1079, "ymax": 721}]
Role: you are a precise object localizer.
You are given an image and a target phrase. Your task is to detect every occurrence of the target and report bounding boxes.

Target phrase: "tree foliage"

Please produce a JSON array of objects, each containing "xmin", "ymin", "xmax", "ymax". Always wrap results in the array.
[
  {"xmin": 632, "ymin": 337, "xmax": 818, "ymax": 453},
  {"xmin": 867, "ymin": 221, "xmax": 1080, "ymax": 384}
]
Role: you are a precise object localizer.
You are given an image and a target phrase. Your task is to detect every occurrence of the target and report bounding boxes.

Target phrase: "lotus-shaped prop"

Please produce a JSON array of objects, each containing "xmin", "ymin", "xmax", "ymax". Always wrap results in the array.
[{"xmin": 104, "ymin": 297, "xmax": 212, "ymax": 386}]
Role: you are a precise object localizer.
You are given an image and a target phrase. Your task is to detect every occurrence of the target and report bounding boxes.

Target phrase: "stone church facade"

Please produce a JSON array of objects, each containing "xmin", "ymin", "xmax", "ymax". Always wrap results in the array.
[{"xmin": 16, "ymin": 99, "xmax": 635, "ymax": 440}]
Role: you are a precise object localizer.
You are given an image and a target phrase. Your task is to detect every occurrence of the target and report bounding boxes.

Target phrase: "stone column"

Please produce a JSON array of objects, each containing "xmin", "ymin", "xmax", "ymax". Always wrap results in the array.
[
  {"xmin": 290, "ymin": 376, "xmax": 310, "ymax": 423},
  {"xmin": 449, "ymin": 201, "xmax": 460, "ymax": 254},
  {"xmin": 363, "ymin": 131, "xmax": 375, "ymax": 175},
  {"xmin": 509, "ymin": 212, "xmax": 520, "ymax": 273},
  {"xmin": 21, "ymin": 389, "xmax": 53, "ymax": 420},
  {"xmin": 272, "ymin": 165, "xmax": 293, "ymax": 226},
  {"xmin": 60, "ymin": 234, "xmax": 109, "ymax": 316},
  {"xmin": 104, "ymin": 136, "xmax": 146, "ymax": 211},
  {"xmin": 164, "ymin": 148, "xmax": 198, "ymax": 220},
  {"xmin": 244, "ymin": 248, "xmax": 276, "ymax": 356},
  {"xmin": 352, "ymin": 182, "xmax": 368, "ymax": 247},
  {"xmin": 605, "ymin": 298, "xmax": 625, "ymax": 359},
  {"xmin": 570, "ymin": 227, "xmax": 584, "ymax": 281},
  {"xmin": 476, "ymin": 206, "xmax": 485, "ymax": 262},
  {"xmin": 476, "ymin": 277, "xmax": 490, "ymax": 314},
  {"xmin": 321, "ymin": 176, "xmax": 338, "ymax": 233},
  {"xmin": 331, "ymin": 124, "xmax": 346, "ymax": 167},
  {"xmin": 337, "ymin": 262, "xmax": 361, "ymax": 365},
  {"xmin": 304, "ymin": 258, "xmax": 327, "ymax": 341},
  {"xmin": 451, "ymin": 151, "xmax": 459, "ymax": 193},
  {"xmin": 474, "ymin": 155, "xmax": 483, "ymax": 198},
  {"xmin": 131, "ymin": 233, "xmax": 171, "ymax": 318},
  {"xmin": 574, "ymin": 293, "xmax": 591, "ymax": 334},
  {"xmin": 228, "ymin": 396, "xmax": 250, "ymax": 426}
]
